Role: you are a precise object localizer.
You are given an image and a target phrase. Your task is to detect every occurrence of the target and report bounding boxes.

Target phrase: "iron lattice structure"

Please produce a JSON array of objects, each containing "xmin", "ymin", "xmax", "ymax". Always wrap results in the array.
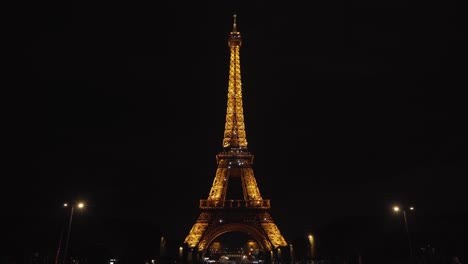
[{"xmin": 184, "ymin": 15, "xmax": 287, "ymax": 256}]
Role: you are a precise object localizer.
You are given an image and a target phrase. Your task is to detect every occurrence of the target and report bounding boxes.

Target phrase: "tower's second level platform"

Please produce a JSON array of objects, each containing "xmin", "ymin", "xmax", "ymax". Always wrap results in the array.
[{"xmin": 200, "ymin": 199, "xmax": 270, "ymax": 209}]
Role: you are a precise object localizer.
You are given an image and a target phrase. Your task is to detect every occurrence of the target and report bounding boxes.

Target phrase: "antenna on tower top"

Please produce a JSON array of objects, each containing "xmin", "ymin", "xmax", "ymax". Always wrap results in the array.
[{"xmin": 232, "ymin": 14, "xmax": 237, "ymax": 32}]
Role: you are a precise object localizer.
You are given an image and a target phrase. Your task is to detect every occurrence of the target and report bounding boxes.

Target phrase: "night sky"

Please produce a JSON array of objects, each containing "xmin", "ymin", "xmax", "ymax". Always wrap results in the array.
[{"xmin": 7, "ymin": 0, "xmax": 467, "ymax": 261}]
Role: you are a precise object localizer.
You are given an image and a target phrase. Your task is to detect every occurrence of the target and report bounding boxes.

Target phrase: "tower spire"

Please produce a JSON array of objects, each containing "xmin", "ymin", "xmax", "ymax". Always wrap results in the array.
[
  {"xmin": 232, "ymin": 13, "xmax": 237, "ymax": 32},
  {"xmin": 223, "ymin": 13, "xmax": 246, "ymax": 149}
]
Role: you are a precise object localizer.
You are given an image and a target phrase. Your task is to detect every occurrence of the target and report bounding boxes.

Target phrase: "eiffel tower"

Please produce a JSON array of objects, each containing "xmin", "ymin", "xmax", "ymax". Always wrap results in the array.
[{"xmin": 184, "ymin": 14, "xmax": 288, "ymax": 263}]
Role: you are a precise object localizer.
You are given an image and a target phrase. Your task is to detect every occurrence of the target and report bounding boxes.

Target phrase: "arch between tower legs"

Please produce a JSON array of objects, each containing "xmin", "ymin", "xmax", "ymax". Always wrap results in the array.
[{"xmin": 197, "ymin": 223, "xmax": 273, "ymax": 255}]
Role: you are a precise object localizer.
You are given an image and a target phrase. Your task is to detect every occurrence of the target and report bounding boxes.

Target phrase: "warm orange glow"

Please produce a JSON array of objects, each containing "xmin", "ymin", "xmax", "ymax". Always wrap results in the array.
[
  {"xmin": 183, "ymin": 15, "xmax": 287, "ymax": 252},
  {"xmin": 393, "ymin": 206, "xmax": 400, "ymax": 212}
]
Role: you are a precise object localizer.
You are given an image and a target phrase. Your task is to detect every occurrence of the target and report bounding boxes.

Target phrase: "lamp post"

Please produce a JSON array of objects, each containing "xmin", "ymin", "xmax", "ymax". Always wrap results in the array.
[
  {"xmin": 62, "ymin": 202, "xmax": 85, "ymax": 264},
  {"xmin": 54, "ymin": 223, "xmax": 65, "ymax": 264},
  {"xmin": 289, "ymin": 243, "xmax": 294, "ymax": 264},
  {"xmin": 393, "ymin": 205, "xmax": 414, "ymax": 263},
  {"xmin": 307, "ymin": 234, "xmax": 315, "ymax": 259}
]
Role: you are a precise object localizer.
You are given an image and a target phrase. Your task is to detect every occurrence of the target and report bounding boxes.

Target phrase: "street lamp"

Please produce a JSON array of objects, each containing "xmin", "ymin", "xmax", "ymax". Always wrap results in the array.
[
  {"xmin": 393, "ymin": 205, "xmax": 414, "ymax": 263},
  {"xmin": 54, "ymin": 217, "xmax": 66, "ymax": 264},
  {"xmin": 307, "ymin": 234, "xmax": 315, "ymax": 259},
  {"xmin": 62, "ymin": 202, "xmax": 85, "ymax": 264},
  {"xmin": 289, "ymin": 243, "xmax": 294, "ymax": 264}
]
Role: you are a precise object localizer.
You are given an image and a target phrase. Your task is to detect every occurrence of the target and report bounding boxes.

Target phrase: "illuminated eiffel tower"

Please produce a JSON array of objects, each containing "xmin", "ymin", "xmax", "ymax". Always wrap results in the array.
[{"xmin": 184, "ymin": 14, "xmax": 287, "ymax": 262}]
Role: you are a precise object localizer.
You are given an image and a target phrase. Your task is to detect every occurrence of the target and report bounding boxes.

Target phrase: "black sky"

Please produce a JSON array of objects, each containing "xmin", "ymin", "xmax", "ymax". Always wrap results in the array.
[{"xmin": 7, "ymin": 0, "xmax": 467, "ymax": 260}]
